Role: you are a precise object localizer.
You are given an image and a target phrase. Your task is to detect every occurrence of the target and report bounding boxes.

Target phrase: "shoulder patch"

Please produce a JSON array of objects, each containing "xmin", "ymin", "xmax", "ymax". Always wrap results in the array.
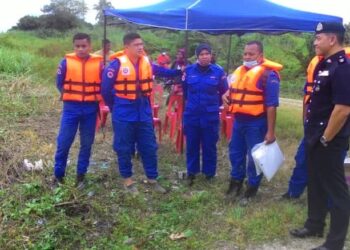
[{"xmin": 107, "ymin": 71, "xmax": 114, "ymax": 79}]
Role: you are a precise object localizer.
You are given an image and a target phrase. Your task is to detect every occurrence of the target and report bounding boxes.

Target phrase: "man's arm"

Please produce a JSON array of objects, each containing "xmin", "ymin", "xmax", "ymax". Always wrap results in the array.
[
  {"xmin": 101, "ymin": 59, "xmax": 119, "ymax": 111},
  {"xmin": 265, "ymin": 107, "xmax": 277, "ymax": 144},
  {"xmin": 56, "ymin": 59, "xmax": 66, "ymax": 93},
  {"xmin": 323, "ymin": 64, "xmax": 350, "ymax": 141},
  {"xmin": 263, "ymin": 71, "xmax": 280, "ymax": 144},
  {"xmin": 323, "ymin": 104, "xmax": 350, "ymax": 141},
  {"xmin": 152, "ymin": 63, "xmax": 182, "ymax": 78}
]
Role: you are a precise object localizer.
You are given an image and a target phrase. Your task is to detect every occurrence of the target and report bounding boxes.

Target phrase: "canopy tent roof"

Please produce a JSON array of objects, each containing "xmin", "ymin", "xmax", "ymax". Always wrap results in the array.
[{"xmin": 104, "ymin": 0, "xmax": 342, "ymax": 34}]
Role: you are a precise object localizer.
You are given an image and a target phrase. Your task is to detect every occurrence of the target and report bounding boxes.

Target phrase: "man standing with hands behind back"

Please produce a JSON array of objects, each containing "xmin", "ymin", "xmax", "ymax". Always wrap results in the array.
[{"xmin": 290, "ymin": 22, "xmax": 350, "ymax": 250}]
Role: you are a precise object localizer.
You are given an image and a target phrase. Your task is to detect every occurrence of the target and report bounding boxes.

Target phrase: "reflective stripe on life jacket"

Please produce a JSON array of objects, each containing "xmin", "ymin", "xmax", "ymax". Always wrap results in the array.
[
  {"xmin": 229, "ymin": 58, "xmax": 283, "ymax": 116},
  {"xmin": 62, "ymin": 53, "xmax": 102, "ymax": 102},
  {"xmin": 114, "ymin": 54, "xmax": 153, "ymax": 100}
]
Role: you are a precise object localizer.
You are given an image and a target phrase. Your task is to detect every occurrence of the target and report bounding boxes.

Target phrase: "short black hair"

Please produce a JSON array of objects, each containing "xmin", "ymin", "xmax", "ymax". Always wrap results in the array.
[
  {"xmin": 328, "ymin": 32, "xmax": 345, "ymax": 45},
  {"xmin": 73, "ymin": 33, "xmax": 91, "ymax": 43},
  {"xmin": 246, "ymin": 40, "xmax": 264, "ymax": 53},
  {"xmin": 123, "ymin": 33, "xmax": 141, "ymax": 45}
]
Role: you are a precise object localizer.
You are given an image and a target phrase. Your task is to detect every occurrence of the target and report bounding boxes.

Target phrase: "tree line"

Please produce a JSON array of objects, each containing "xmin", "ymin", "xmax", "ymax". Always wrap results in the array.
[{"xmin": 14, "ymin": 0, "xmax": 112, "ymax": 32}]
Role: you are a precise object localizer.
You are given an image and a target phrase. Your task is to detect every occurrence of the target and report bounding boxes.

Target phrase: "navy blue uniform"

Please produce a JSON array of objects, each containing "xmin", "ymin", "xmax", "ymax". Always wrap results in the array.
[
  {"xmin": 54, "ymin": 58, "xmax": 102, "ymax": 178},
  {"xmin": 303, "ymin": 50, "xmax": 350, "ymax": 250},
  {"xmin": 229, "ymin": 70, "xmax": 280, "ymax": 187},
  {"xmin": 183, "ymin": 63, "xmax": 228, "ymax": 177},
  {"xmin": 102, "ymin": 59, "xmax": 181, "ymax": 179}
]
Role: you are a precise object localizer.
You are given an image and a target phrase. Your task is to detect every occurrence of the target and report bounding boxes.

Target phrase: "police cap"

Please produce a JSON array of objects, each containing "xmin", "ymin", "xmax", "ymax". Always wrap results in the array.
[{"xmin": 315, "ymin": 22, "xmax": 345, "ymax": 34}]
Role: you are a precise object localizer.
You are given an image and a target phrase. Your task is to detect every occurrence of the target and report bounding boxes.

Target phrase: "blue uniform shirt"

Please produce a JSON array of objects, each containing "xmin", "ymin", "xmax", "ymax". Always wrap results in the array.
[
  {"xmin": 183, "ymin": 63, "xmax": 228, "ymax": 127},
  {"xmin": 102, "ymin": 58, "xmax": 182, "ymax": 122},
  {"xmin": 56, "ymin": 57, "xmax": 102, "ymax": 113}
]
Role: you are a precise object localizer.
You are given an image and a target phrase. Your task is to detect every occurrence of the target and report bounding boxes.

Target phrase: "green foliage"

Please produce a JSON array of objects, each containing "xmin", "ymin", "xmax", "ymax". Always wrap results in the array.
[
  {"xmin": 42, "ymin": 0, "xmax": 88, "ymax": 20},
  {"xmin": 16, "ymin": 15, "xmax": 41, "ymax": 31},
  {"xmin": 94, "ymin": 0, "xmax": 114, "ymax": 24}
]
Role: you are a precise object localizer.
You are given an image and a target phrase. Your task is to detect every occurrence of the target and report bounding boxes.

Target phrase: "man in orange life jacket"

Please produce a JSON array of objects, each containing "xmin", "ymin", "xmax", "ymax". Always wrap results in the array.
[
  {"xmin": 283, "ymin": 48, "xmax": 350, "ymax": 199},
  {"xmin": 290, "ymin": 21, "xmax": 350, "ymax": 250},
  {"xmin": 101, "ymin": 33, "xmax": 181, "ymax": 195},
  {"xmin": 53, "ymin": 33, "xmax": 103, "ymax": 189},
  {"xmin": 222, "ymin": 40, "xmax": 282, "ymax": 205}
]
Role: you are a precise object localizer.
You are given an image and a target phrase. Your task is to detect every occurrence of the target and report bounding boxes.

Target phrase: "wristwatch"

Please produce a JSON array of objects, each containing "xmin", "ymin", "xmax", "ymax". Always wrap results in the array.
[{"xmin": 320, "ymin": 135, "xmax": 328, "ymax": 147}]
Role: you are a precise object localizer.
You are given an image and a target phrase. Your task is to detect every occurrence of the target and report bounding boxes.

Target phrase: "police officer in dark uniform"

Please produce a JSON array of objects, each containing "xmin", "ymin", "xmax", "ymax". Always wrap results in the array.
[{"xmin": 290, "ymin": 22, "xmax": 350, "ymax": 250}]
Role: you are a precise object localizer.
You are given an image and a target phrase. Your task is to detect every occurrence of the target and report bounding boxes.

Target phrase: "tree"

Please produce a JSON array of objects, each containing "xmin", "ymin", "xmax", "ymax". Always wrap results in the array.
[
  {"xmin": 42, "ymin": 0, "xmax": 88, "ymax": 20},
  {"xmin": 16, "ymin": 16, "xmax": 41, "ymax": 30},
  {"xmin": 94, "ymin": 0, "xmax": 113, "ymax": 24},
  {"xmin": 39, "ymin": 12, "xmax": 79, "ymax": 31}
]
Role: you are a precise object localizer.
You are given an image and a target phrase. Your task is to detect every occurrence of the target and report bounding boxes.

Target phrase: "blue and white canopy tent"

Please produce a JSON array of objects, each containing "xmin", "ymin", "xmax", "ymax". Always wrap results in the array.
[
  {"xmin": 102, "ymin": 0, "xmax": 342, "ymax": 68},
  {"xmin": 104, "ymin": 0, "xmax": 341, "ymax": 34}
]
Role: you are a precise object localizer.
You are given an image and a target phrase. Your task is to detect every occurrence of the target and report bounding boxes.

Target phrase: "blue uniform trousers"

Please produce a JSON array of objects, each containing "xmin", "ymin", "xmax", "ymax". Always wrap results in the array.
[
  {"xmin": 113, "ymin": 120, "xmax": 158, "ymax": 179},
  {"xmin": 184, "ymin": 123, "xmax": 219, "ymax": 177},
  {"xmin": 54, "ymin": 103, "xmax": 98, "ymax": 178},
  {"xmin": 229, "ymin": 117, "xmax": 267, "ymax": 187},
  {"xmin": 287, "ymin": 137, "xmax": 308, "ymax": 197}
]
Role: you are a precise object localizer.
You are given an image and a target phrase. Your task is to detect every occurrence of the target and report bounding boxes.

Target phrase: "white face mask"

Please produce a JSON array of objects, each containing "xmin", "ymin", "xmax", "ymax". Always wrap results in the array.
[{"xmin": 243, "ymin": 60, "xmax": 259, "ymax": 68}]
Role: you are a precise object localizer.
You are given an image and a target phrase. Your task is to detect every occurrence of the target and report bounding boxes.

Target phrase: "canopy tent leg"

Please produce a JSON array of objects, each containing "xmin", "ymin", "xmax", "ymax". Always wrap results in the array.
[
  {"xmin": 103, "ymin": 12, "xmax": 107, "ymax": 66},
  {"xmin": 226, "ymin": 34, "xmax": 233, "ymax": 74},
  {"xmin": 179, "ymin": 30, "xmax": 189, "ymax": 155}
]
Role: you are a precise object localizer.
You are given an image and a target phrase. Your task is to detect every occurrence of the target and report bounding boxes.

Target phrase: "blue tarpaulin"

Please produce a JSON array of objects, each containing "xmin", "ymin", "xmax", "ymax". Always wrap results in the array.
[{"xmin": 104, "ymin": 0, "xmax": 342, "ymax": 34}]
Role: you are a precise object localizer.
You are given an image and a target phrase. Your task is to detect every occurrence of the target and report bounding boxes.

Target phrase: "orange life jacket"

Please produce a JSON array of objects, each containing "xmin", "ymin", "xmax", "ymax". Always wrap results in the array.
[
  {"xmin": 109, "ymin": 50, "xmax": 125, "ymax": 61},
  {"xmin": 304, "ymin": 47, "xmax": 350, "ymax": 104},
  {"xmin": 228, "ymin": 58, "xmax": 283, "ymax": 116},
  {"xmin": 114, "ymin": 54, "xmax": 153, "ymax": 100},
  {"xmin": 62, "ymin": 53, "xmax": 102, "ymax": 102}
]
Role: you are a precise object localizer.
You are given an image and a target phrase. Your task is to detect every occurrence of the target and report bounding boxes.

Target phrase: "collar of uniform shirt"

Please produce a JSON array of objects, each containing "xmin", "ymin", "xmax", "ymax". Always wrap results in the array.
[{"xmin": 196, "ymin": 63, "xmax": 211, "ymax": 72}]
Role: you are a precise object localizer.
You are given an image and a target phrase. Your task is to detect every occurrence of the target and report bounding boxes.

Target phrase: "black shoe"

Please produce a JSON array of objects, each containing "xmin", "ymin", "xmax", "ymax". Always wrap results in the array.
[
  {"xmin": 51, "ymin": 176, "xmax": 64, "ymax": 190},
  {"xmin": 290, "ymin": 227, "xmax": 323, "ymax": 238},
  {"xmin": 226, "ymin": 179, "xmax": 243, "ymax": 196},
  {"xmin": 244, "ymin": 185, "xmax": 258, "ymax": 198},
  {"xmin": 311, "ymin": 245, "xmax": 329, "ymax": 250},
  {"xmin": 187, "ymin": 174, "xmax": 195, "ymax": 186},
  {"xmin": 75, "ymin": 174, "xmax": 85, "ymax": 190},
  {"xmin": 281, "ymin": 192, "xmax": 299, "ymax": 200}
]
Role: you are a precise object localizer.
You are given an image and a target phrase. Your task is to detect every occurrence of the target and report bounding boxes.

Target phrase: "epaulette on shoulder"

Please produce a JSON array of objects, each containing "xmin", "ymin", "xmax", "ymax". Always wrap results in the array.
[{"xmin": 337, "ymin": 55, "xmax": 348, "ymax": 64}]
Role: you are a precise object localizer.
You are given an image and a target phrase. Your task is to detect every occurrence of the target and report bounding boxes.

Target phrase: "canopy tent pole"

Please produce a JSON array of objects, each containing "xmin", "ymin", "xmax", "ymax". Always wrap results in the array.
[
  {"xmin": 179, "ymin": 30, "xmax": 190, "ymax": 154},
  {"xmin": 184, "ymin": 31, "xmax": 189, "ymax": 59},
  {"xmin": 176, "ymin": 30, "xmax": 188, "ymax": 154},
  {"xmin": 103, "ymin": 11, "xmax": 107, "ymax": 66},
  {"xmin": 226, "ymin": 34, "xmax": 232, "ymax": 74}
]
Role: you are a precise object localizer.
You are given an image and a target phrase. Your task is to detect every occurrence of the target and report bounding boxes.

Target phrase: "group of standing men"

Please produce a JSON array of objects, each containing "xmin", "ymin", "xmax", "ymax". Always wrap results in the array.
[{"xmin": 51, "ymin": 21, "xmax": 350, "ymax": 250}]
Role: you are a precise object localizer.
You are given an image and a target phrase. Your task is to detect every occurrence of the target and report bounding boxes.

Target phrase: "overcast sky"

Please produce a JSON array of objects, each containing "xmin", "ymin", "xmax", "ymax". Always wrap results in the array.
[{"xmin": 0, "ymin": 0, "xmax": 349, "ymax": 33}]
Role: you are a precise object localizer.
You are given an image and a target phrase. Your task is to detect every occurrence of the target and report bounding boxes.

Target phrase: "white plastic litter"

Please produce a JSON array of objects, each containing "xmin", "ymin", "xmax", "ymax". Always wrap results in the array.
[
  {"xmin": 23, "ymin": 159, "xmax": 44, "ymax": 171},
  {"xmin": 34, "ymin": 159, "xmax": 43, "ymax": 171},
  {"xmin": 23, "ymin": 159, "xmax": 35, "ymax": 171},
  {"xmin": 251, "ymin": 141, "xmax": 284, "ymax": 181}
]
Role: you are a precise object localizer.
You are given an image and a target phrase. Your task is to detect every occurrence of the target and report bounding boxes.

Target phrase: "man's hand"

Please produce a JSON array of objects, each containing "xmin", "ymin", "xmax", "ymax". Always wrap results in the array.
[
  {"xmin": 222, "ymin": 90, "xmax": 230, "ymax": 108},
  {"xmin": 264, "ymin": 132, "xmax": 276, "ymax": 144}
]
